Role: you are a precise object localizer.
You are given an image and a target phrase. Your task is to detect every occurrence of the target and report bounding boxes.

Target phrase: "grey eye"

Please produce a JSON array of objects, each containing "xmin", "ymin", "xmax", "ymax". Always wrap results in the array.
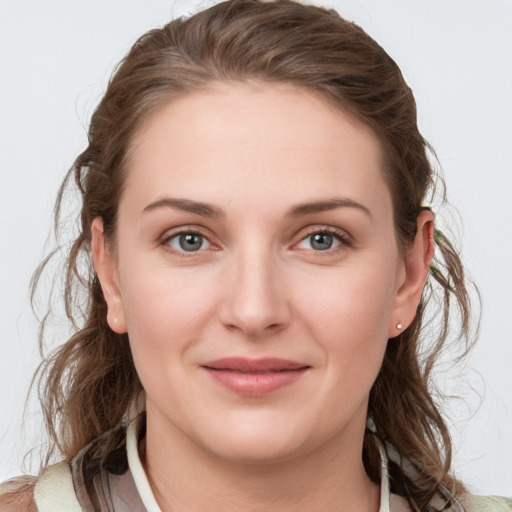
[
  {"xmin": 169, "ymin": 233, "xmax": 207, "ymax": 252},
  {"xmin": 296, "ymin": 231, "xmax": 342, "ymax": 251},
  {"xmin": 310, "ymin": 233, "xmax": 334, "ymax": 251}
]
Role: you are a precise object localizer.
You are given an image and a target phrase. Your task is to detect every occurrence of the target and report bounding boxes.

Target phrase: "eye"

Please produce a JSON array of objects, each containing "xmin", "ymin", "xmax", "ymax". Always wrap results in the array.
[
  {"xmin": 166, "ymin": 232, "xmax": 211, "ymax": 253},
  {"xmin": 295, "ymin": 229, "xmax": 350, "ymax": 252},
  {"xmin": 297, "ymin": 232, "xmax": 340, "ymax": 251}
]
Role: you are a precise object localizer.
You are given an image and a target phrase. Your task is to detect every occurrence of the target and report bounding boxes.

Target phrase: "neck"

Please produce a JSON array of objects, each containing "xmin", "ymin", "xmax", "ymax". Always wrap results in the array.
[{"xmin": 142, "ymin": 409, "xmax": 380, "ymax": 512}]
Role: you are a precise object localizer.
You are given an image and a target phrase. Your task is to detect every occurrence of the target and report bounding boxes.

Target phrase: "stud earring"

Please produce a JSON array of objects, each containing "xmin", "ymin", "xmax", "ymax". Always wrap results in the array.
[
  {"xmin": 113, "ymin": 317, "xmax": 118, "ymax": 323},
  {"xmin": 396, "ymin": 322, "xmax": 403, "ymax": 330}
]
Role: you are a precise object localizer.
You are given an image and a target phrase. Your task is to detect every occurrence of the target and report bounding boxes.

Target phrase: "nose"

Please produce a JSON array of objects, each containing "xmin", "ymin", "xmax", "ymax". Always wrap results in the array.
[{"xmin": 218, "ymin": 248, "xmax": 291, "ymax": 338}]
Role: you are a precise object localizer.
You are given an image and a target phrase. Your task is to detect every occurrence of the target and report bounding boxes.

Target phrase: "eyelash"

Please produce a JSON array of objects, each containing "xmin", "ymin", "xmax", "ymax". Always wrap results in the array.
[
  {"xmin": 294, "ymin": 227, "xmax": 353, "ymax": 254},
  {"xmin": 160, "ymin": 227, "xmax": 217, "ymax": 258},
  {"xmin": 160, "ymin": 226, "xmax": 352, "ymax": 257}
]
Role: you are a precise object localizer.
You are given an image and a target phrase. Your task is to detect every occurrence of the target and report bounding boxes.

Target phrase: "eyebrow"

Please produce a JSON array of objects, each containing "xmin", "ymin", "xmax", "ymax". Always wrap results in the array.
[
  {"xmin": 142, "ymin": 197, "xmax": 225, "ymax": 218},
  {"xmin": 285, "ymin": 197, "xmax": 372, "ymax": 219},
  {"xmin": 142, "ymin": 196, "xmax": 371, "ymax": 220}
]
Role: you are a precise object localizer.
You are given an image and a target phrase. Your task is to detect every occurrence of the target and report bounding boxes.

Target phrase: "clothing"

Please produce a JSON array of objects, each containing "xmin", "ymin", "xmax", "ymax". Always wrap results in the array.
[{"xmin": 2, "ymin": 417, "xmax": 511, "ymax": 511}]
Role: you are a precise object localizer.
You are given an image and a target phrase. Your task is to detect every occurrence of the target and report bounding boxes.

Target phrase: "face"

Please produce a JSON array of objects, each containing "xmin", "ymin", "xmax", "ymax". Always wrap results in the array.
[{"xmin": 94, "ymin": 82, "xmax": 431, "ymax": 465}]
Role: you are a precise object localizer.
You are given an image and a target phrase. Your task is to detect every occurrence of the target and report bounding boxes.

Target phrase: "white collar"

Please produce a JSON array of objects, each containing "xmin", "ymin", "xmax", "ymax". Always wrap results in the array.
[
  {"xmin": 126, "ymin": 419, "xmax": 163, "ymax": 512},
  {"xmin": 126, "ymin": 418, "xmax": 395, "ymax": 512}
]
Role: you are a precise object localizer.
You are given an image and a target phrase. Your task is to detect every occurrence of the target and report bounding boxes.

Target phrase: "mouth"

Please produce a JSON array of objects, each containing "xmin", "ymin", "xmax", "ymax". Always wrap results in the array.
[{"xmin": 200, "ymin": 357, "xmax": 310, "ymax": 396}]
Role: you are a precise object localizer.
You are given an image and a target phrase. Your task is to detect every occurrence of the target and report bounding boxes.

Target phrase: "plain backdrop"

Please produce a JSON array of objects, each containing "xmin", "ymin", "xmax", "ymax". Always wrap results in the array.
[{"xmin": 1, "ymin": 0, "xmax": 511, "ymax": 496}]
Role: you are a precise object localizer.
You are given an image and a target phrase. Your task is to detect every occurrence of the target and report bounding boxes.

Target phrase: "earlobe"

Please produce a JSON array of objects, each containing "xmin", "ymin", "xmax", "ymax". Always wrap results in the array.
[
  {"xmin": 389, "ymin": 210, "xmax": 435, "ymax": 338},
  {"xmin": 91, "ymin": 218, "xmax": 127, "ymax": 334}
]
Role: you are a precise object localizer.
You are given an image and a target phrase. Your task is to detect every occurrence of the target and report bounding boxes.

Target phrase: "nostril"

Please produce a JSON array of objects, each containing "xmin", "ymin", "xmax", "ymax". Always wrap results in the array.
[{"xmin": 217, "ymin": 275, "xmax": 291, "ymax": 336}]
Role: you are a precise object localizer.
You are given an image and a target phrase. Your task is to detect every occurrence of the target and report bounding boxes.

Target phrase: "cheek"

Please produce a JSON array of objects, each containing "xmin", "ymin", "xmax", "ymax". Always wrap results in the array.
[
  {"xmin": 293, "ymin": 261, "xmax": 397, "ymax": 378},
  {"xmin": 123, "ymin": 279, "xmax": 205, "ymax": 335},
  {"xmin": 116, "ymin": 258, "xmax": 219, "ymax": 373},
  {"xmin": 298, "ymin": 262, "xmax": 396, "ymax": 336}
]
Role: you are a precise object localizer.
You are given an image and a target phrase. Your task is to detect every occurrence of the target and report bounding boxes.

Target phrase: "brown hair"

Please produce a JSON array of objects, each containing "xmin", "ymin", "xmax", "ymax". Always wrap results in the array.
[{"xmin": 31, "ymin": 0, "xmax": 475, "ymax": 509}]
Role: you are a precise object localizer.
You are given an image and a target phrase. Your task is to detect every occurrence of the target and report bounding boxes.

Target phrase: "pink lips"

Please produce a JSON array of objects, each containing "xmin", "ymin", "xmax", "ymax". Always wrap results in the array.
[{"xmin": 201, "ymin": 357, "xmax": 309, "ymax": 396}]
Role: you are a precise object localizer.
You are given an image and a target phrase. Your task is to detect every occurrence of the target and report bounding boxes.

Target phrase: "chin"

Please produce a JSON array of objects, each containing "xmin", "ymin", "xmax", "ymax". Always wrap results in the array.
[
  {"xmin": 209, "ymin": 437, "xmax": 303, "ymax": 465},
  {"xmin": 195, "ymin": 416, "xmax": 319, "ymax": 465}
]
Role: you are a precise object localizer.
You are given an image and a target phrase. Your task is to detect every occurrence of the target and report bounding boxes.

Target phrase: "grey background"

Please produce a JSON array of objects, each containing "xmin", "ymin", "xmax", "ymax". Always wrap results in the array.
[{"xmin": 1, "ymin": 0, "xmax": 511, "ymax": 495}]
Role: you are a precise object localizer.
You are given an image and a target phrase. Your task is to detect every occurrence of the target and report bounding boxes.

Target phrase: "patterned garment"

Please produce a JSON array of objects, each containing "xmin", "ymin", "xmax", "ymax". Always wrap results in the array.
[{"xmin": 2, "ymin": 418, "xmax": 511, "ymax": 511}]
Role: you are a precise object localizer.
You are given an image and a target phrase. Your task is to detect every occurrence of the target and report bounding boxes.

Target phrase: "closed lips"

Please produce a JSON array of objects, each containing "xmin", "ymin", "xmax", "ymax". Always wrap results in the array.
[
  {"xmin": 201, "ymin": 358, "xmax": 310, "ymax": 395},
  {"xmin": 201, "ymin": 358, "xmax": 310, "ymax": 372}
]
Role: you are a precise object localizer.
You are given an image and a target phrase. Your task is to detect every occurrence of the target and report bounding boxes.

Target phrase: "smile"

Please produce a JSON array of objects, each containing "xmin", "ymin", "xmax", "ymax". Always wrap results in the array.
[{"xmin": 201, "ymin": 357, "xmax": 310, "ymax": 396}]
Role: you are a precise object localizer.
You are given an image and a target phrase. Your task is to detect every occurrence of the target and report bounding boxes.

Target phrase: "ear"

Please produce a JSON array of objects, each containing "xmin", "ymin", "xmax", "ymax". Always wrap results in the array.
[
  {"xmin": 389, "ymin": 209, "xmax": 435, "ymax": 338},
  {"xmin": 91, "ymin": 217, "xmax": 127, "ymax": 334}
]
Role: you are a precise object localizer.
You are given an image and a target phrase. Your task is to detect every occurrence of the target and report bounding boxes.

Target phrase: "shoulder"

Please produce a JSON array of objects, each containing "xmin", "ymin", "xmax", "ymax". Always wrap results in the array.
[
  {"xmin": 0, "ymin": 478, "xmax": 37, "ymax": 512},
  {"xmin": 32, "ymin": 462, "xmax": 81, "ymax": 512},
  {"xmin": 1, "ymin": 462, "xmax": 82, "ymax": 512},
  {"xmin": 461, "ymin": 494, "xmax": 512, "ymax": 512}
]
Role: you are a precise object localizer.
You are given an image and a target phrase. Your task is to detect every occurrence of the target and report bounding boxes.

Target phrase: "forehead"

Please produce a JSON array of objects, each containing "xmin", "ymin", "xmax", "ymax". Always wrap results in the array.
[{"xmin": 122, "ymin": 82, "xmax": 391, "ymax": 219}]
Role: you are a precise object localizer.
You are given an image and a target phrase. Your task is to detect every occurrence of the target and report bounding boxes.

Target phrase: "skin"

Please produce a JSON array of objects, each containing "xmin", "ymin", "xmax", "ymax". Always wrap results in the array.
[{"xmin": 92, "ymin": 82, "xmax": 434, "ymax": 512}]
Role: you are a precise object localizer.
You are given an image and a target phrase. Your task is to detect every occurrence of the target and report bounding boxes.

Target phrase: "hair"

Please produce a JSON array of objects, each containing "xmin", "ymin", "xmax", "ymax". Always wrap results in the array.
[{"xmin": 29, "ymin": 0, "xmax": 475, "ymax": 510}]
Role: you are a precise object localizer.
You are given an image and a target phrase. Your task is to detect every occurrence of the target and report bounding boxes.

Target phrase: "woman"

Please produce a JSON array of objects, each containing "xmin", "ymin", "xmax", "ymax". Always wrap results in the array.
[{"xmin": 1, "ymin": 0, "xmax": 510, "ymax": 510}]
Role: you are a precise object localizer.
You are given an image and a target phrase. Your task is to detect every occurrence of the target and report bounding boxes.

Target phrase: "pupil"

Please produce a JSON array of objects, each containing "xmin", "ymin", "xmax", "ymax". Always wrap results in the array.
[
  {"xmin": 311, "ymin": 233, "xmax": 333, "ymax": 250},
  {"xmin": 179, "ymin": 233, "xmax": 203, "ymax": 251}
]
